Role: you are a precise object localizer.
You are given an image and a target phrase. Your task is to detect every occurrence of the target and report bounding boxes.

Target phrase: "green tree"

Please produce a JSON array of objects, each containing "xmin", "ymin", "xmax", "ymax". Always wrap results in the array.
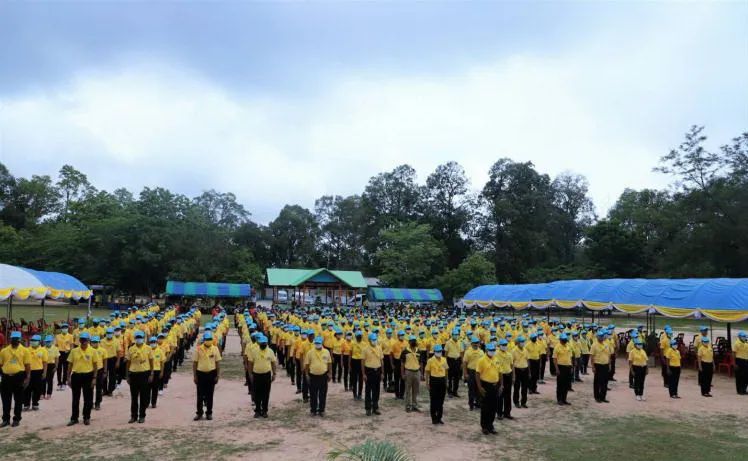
[
  {"xmin": 269, "ymin": 204, "xmax": 319, "ymax": 267},
  {"xmin": 433, "ymin": 252, "xmax": 495, "ymax": 303},
  {"xmin": 376, "ymin": 222, "xmax": 444, "ymax": 287}
]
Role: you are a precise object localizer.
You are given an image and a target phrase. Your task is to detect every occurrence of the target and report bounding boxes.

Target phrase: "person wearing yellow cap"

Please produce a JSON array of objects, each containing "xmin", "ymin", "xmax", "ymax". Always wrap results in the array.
[
  {"xmin": 248, "ymin": 334, "xmax": 276, "ymax": 418},
  {"xmin": 23, "ymin": 334, "xmax": 48, "ymax": 412},
  {"xmin": 193, "ymin": 330, "xmax": 222, "ymax": 421},
  {"xmin": 126, "ymin": 330, "xmax": 153, "ymax": 423},
  {"xmin": 66, "ymin": 331, "xmax": 99, "ymax": 426},
  {"xmin": 305, "ymin": 336, "xmax": 331, "ymax": 417},
  {"xmin": 362, "ymin": 332, "xmax": 384, "ymax": 416},
  {"xmin": 475, "ymin": 342, "xmax": 501, "ymax": 435},
  {"xmin": 425, "ymin": 344, "xmax": 448, "ymax": 424},
  {"xmin": 0, "ymin": 331, "xmax": 31, "ymax": 427}
]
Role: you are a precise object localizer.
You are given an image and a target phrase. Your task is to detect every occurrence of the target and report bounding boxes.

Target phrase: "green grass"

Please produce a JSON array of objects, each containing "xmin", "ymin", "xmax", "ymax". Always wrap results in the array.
[{"xmin": 4, "ymin": 303, "xmax": 113, "ymax": 324}]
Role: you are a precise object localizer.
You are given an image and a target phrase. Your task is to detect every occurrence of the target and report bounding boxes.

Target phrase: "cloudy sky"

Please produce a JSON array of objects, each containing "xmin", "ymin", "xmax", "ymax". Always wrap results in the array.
[{"xmin": 1, "ymin": 2, "xmax": 746, "ymax": 223}]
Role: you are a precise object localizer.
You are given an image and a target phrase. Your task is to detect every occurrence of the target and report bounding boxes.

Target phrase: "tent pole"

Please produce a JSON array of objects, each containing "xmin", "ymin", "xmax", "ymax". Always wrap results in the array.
[
  {"xmin": 42, "ymin": 298, "xmax": 46, "ymax": 327},
  {"xmin": 87, "ymin": 295, "xmax": 92, "ymax": 320},
  {"xmin": 727, "ymin": 323, "xmax": 732, "ymax": 348}
]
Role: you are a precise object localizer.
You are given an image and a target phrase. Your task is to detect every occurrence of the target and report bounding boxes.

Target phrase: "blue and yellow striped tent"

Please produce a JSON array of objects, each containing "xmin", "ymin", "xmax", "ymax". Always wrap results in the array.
[
  {"xmin": 165, "ymin": 281, "xmax": 250, "ymax": 298},
  {"xmin": 368, "ymin": 287, "xmax": 443, "ymax": 303}
]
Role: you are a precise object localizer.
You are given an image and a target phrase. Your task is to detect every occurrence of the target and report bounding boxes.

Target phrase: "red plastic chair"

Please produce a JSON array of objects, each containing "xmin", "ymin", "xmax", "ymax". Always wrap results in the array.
[{"xmin": 718, "ymin": 351, "xmax": 735, "ymax": 377}]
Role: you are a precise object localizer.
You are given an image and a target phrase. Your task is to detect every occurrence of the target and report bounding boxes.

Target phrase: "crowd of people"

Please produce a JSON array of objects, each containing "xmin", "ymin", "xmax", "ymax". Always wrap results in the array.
[{"xmin": 2, "ymin": 302, "xmax": 748, "ymax": 436}]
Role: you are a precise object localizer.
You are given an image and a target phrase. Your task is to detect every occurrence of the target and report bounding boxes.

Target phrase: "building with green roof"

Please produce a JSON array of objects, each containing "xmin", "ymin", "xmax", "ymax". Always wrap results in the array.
[{"xmin": 265, "ymin": 268, "xmax": 367, "ymax": 305}]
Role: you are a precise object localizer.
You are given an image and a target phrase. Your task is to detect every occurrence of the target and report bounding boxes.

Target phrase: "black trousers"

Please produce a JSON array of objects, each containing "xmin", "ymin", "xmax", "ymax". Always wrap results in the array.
[
  {"xmin": 736, "ymin": 358, "xmax": 748, "ymax": 394},
  {"xmin": 24, "ymin": 369, "xmax": 44, "ymax": 407},
  {"xmin": 342, "ymin": 356, "xmax": 350, "ymax": 389},
  {"xmin": 150, "ymin": 373, "xmax": 162, "ymax": 406},
  {"xmin": 94, "ymin": 369, "xmax": 105, "ymax": 406},
  {"xmin": 383, "ymin": 355, "xmax": 393, "ymax": 389},
  {"xmin": 105, "ymin": 358, "xmax": 118, "ymax": 394},
  {"xmin": 574, "ymin": 357, "xmax": 582, "ymax": 381},
  {"xmin": 253, "ymin": 372, "xmax": 271, "ymax": 414},
  {"xmin": 196, "ymin": 370, "xmax": 216, "ymax": 416},
  {"xmin": 429, "ymin": 376, "xmax": 446, "ymax": 423},
  {"xmin": 479, "ymin": 381, "xmax": 497, "ymax": 430},
  {"xmin": 117, "ymin": 358, "xmax": 127, "ymax": 384},
  {"xmin": 513, "ymin": 367, "xmax": 529, "ymax": 406},
  {"xmin": 447, "ymin": 358, "xmax": 461, "ymax": 395},
  {"xmin": 593, "ymin": 364, "xmax": 609, "ymax": 401},
  {"xmin": 668, "ymin": 366, "xmax": 681, "ymax": 397},
  {"xmin": 350, "ymin": 359, "xmax": 363, "ymax": 398},
  {"xmin": 309, "ymin": 373, "xmax": 328, "ymax": 413},
  {"xmin": 393, "ymin": 358, "xmax": 403, "ymax": 398},
  {"xmin": 70, "ymin": 372, "xmax": 94, "ymax": 422},
  {"xmin": 498, "ymin": 373, "xmax": 513, "ymax": 417},
  {"xmin": 285, "ymin": 352, "xmax": 295, "ymax": 384},
  {"xmin": 528, "ymin": 359, "xmax": 539, "ymax": 392},
  {"xmin": 557, "ymin": 365, "xmax": 572, "ymax": 403},
  {"xmin": 1, "ymin": 372, "xmax": 24, "ymax": 422},
  {"xmin": 129, "ymin": 371, "xmax": 149, "ymax": 419},
  {"xmin": 467, "ymin": 369, "xmax": 479, "ymax": 408},
  {"xmin": 332, "ymin": 354, "xmax": 342, "ymax": 383},
  {"xmin": 45, "ymin": 364, "xmax": 56, "ymax": 395},
  {"xmin": 698, "ymin": 362, "xmax": 713, "ymax": 395},
  {"xmin": 57, "ymin": 351, "xmax": 70, "ymax": 386},
  {"xmin": 539, "ymin": 354, "xmax": 547, "ymax": 380},
  {"xmin": 581, "ymin": 354, "xmax": 590, "ymax": 374},
  {"xmin": 162, "ymin": 360, "xmax": 172, "ymax": 388},
  {"xmin": 295, "ymin": 358, "xmax": 303, "ymax": 391},
  {"xmin": 364, "ymin": 367, "xmax": 381, "ymax": 411},
  {"xmin": 632, "ymin": 365, "xmax": 646, "ymax": 396},
  {"xmin": 610, "ymin": 355, "xmax": 616, "ymax": 379},
  {"xmin": 548, "ymin": 349, "xmax": 556, "ymax": 376}
]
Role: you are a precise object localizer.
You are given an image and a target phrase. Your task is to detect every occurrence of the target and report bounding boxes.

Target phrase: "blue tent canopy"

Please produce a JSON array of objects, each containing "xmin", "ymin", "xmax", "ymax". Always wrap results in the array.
[
  {"xmin": 165, "ymin": 281, "xmax": 251, "ymax": 298},
  {"xmin": 368, "ymin": 287, "xmax": 443, "ymax": 303},
  {"xmin": 463, "ymin": 279, "xmax": 748, "ymax": 322}
]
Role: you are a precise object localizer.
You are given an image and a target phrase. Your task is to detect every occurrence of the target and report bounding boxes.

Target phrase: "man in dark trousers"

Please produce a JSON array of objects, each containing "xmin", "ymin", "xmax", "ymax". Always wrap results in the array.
[
  {"xmin": 248, "ymin": 334, "xmax": 276, "ymax": 418},
  {"xmin": 126, "ymin": 330, "xmax": 153, "ymax": 424},
  {"xmin": 67, "ymin": 332, "xmax": 99, "ymax": 426},
  {"xmin": 590, "ymin": 331, "xmax": 610, "ymax": 403},
  {"xmin": 0, "ymin": 331, "xmax": 31, "ymax": 427},
  {"xmin": 193, "ymin": 331, "xmax": 222, "ymax": 421},
  {"xmin": 305, "ymin": 336, "xmax": 331, "ymax": 416}
]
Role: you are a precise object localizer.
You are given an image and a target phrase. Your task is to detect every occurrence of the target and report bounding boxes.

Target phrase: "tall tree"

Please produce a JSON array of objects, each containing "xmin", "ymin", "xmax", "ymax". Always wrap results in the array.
[
  {"xmin": 57, "ymin": 164, "xmax": 94, "ymax": 221},
  {"xmin": 376, "ymin": 222, "xmax": 445, "ymax": 287},
  {"xmin": 268, "ymin": 205, "xmax": 319, "ymax": 267}
]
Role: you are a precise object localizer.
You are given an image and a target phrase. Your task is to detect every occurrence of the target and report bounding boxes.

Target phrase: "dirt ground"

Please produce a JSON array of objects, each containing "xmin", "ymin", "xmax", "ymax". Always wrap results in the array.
[{"xmin": 4, "ymin": 330, "xmax": 747, "ymax": 461}]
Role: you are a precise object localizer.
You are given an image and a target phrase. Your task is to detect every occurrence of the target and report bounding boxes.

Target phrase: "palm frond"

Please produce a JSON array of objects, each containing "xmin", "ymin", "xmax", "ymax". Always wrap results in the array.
[{"xmin": 327, "ymin": 439, "xmax": 412, "ymax": 461}]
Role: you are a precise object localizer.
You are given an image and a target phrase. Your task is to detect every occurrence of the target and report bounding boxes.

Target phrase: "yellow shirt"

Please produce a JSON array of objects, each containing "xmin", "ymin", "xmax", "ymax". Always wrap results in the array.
[
  {"xmin": 475, "ymin": 355, "xmax": 500, "ymax": 384},
  {"xmin": 151, "ymin": 346, "xmax": 165, "ymax": 371},
  {"xmin": 734, "ymin": 340, "xmax": 748, "ymax": 360},
  {"xmin": 590, "ymin": 341, "xmax": 611, "ymax": 365},
  {"xmin": 250, "ymin": 347, "xmax": 276, "ymax": 374},
  {"xmin": 425, "ymin": 356, "xmax": 448, "ymax": 378},
  {"xmin": 463, "ymin": 347, "xmax": 485, "ymax": 370},
  {"xmin": 331, "ymin": 337, "xmax": 344, "ymax": 355},
  {"xmin": 363, "ymin": 343, "xmax": 384, "ymax": 369},
  {"xmin": 46, "ymin": 345, "xmax": 60, "ymax": 364},
  {"xmin": 402, "ymin": 346, "xmax": 420, "ymax": 371},
  {"xmin": 495, "ymin": 350, "xmax": 513, "ymax": 374},
  {"xmin": 341, "ymin": 340, "xmax": 352, "ymax": 356},
  {"xmin": 697, "ymin": 345, "xmax": 713, "ymax": 364},
  {"xmin": 381, "ymin": 338, "xmax": 393, "ymax": 355},
  {"xmin": 0, "ymin": 345, "xmax": 31, "ymax": 374},
  {"xmin": 101, "ymin": 338, "xmax": 121, "ymax": 359},
  {"xmin": 56, "ymin": 333, "xmax": 74, "ymax": 352},
  {"xmin": 665, "ymin": 348, "xmax": 681, "ymax": 367},
  {"xmin": 126, "ymin": 345, "xmax": 152, "ymax": 373},
  {"xmin": 193, "ymin": 343, "xmax": 222, "ymax": 372},
  {"xmin": 512, "ymin": 347, "xmax": 529, "ymax": 369},
  {"xmin": 68, "ymin": 346, "xmax": 98, "ymax": 373},
  {"xmin": 444, "ymin": 339, "xmax": 463, "ymax": 359},
  {"xmin": 305, "ymin": 347, "xmax": 331, "ymax": 375},
  {"xmin": 553, "ymin": 343, "xmax": 573, "ymax": 366},
  {"xmin": 526, "ymin": 341, "xmax": 541, "ymax": 360},
  {"xmin": 351, "ymin": 340, "xmax": 365, "ymax": 360},
  {"xmin": 28, "ymin": 346, "xmax": 49, "ymax": 371},
  {"xmin": 391, "ymin": 340, "xmax": 405, "ymax": 359},
  {"xmin": 628, "ymin": 348, "xmax": 648, "ymax": 367}
]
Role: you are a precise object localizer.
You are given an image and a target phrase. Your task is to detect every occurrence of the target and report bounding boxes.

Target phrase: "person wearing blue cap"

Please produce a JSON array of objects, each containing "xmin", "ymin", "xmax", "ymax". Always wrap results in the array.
[
  {"xmin": 126, "ymin": 330, "xmax": 153, "ymax": 423},
  {"xmin": 382, "ymin": 329, "xmax": 394, "ymax": 393},
  {"xmin": 553, "ymin": 334, "xmax": 573, "ymax": 406},
  {"xmin": 305, "ymin": 336, "xmax": 331, "ymax": 416},
  {"xmin": 362, "ymin": 332, "xmax": 384, "ymax": 416},
  {"xmin": 734, "ymin": 331, "xmax": 748, "ymax": 395},
  {"xmin": 193, "ymin": 330, "xmax": 222, "ymax": 421},
  {"xmin": 43, "ymin": 334, "xmax": 59, "ymax": 400},
  {"xmin": 664, "ymin": 339, "xmax": 682, "ymax": 398},
  {"xmin": 425, "ymin": 344, "xmax": 448, "ymax": 424},
  {"xmin": 23, "ymin": 334, "xmax": 48, "ymax": 411},
  {"xmin": 512, "ymin": 337, "xmax": 530, "ymax": 409},
  {"xmin": 475, "ymin": 343, "xmax": 501, "ymax": 435},
  {"xmin": 66, "ymin": 331, "xmax": 99, "ymax": 425},
  {"xmin": 350, "ymin": 330, "xmax": 365, "ymax": 401},
  {"xmin": 444, "ymin": 330, "xmax": 463, "ymax": 398},
  {"xmin": 101, "ymin": 327, "xmax": 122, "ymax": 397},
  {"xmin": 0, "ymin": 331, "xmax": 31, "ymax": 427},
  {"xmin": 391, "ymin": 331, "xmax": 406, "ymax": 400},
  {"xmin": 148, "ymin": 336, "xmax": 165, "ymax": 408},
  {"xmin": 590, "ymin": 331, "xmax": 611, "ymax": 403},
  {"xmin": 695, "ymin": 336, "xmax": 713, "ymax": 398},
  {"xmin": 401, "ymin": 335, "xmax": 421, "ymax": 412},
  {"xmin": 55, "ymin": 323, "xmax": 74, "ymax": 390},
  {"xmin": 659, "ymin": 328, "xmax": 673, "ymax": 387},
  {"xmin": 495, "ymin": 339, "xmax": 514, "ymax": 419},
  {"xmin": 331, "ymin": 329, "xmax": 343, "ymax": 385},
  {"xmin": 628, "ymin": 339, "xmax": 648, "ymax": 401},
  {"xmin": 248, "ymin": 334, "xmax": 276, "ymax": 418},
  {"xmin": 462, "ymin": 336, "xmax": 484, "ymax": 411}
]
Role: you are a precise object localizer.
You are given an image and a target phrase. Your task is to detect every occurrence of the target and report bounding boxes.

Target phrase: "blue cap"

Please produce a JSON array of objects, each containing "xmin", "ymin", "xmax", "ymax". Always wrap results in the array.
[
  {"xmin": 498, "ymin": 339, "xmax": 508, "ymax": 346},
  {"xmin": 409, "ymin": 335, "xmax": 417, "ymax": 341},
  {"xmin": 571, "ymin": 331, "xmax": 579, "ymax": 337},
  {"xmin": 397, "ymin": 330, "xmax": 405, "ymax": 337},
  {"xmin": 434, "ymin": 344, "xmax": 443, "ymax": 352},
  {"xmin": 134, "ymin": 330, "xmax": 145, "ymax": 338},
  {"xmin": 738, "ymin": 331, "xmax": 747, "ymax": 338},
  {"xmin": 106, "ymin": 327, "xmax": 114, "ymax": 334},
  {"xmin": 699, "ymin": 325, "xmax": 708, "ymax": 331},
  {"xmin": 258, "ymin": 335, "xmax": 268, "ymax": 344},
  {"xmin": 149, "ymin": 336, "xmax": 157, "ymax": 343},
  {"xmin": 368, "ymin": 333, "xmax": 378, "ymax": 341},
  {"xmin": 31, "ymin": 334, "xmax": 41, "ymax": 341},
  {"xmin": 386, "ymin": 328, "xmax": 393, "ymax": 334},
  {"xmin": 93, "ymin": 335, "xmax": 102, "ymax": 343},
  {"xmin": 517, "ymin": 336, "xmax": 526, "ymax": 343},
  {"xmin": 10, "ymin": 331, "xmax": 22, "ymax": 339},
  {"xmin": 530, "ymin": 333, "xmax": 537, "ymax": 339},
  {"xmin": 670, "ymin": 339, "xmax": 678, "ymax": 346},
  {"xmin": 597, "ymin": 331, "xmax": 605, "ymax": 337},
  {"xmin": 559, "ymin": 333, "xmax": 568, "ymax": 341},
  {"xmin": 314, "ymin": 337, "xmax": 323, "ymax": 345},
  {"xmin": 486, "ymin": 343, "xmax": 496, "ymax": 351},
  {"xmin": 80, "ymin": 332, "xmax": 91, "ymax": 340},
  {"xmin": 355, "ymin": 330, "xmax": 363, "ymax": 337},
  {"xmin": 44, "ymin": 335, "xmax": 54, "ymax": 342},
  {"xmin": 203, "ymin": 331, "xmax": 214, "ymax": 341},
  {"xmin": 701, "ymin": 336, "xmax": 709, "ymax": 343},
  {"xmin": 471, "ymin": 336, "xmax": 480, "ymax": 344}
]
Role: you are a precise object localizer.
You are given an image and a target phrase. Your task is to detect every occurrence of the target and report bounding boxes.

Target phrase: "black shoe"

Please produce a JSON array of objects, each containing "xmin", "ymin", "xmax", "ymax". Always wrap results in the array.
[
  {"xmin": 253, "ymin": 413, "xmax": 261, "ymax": 418},
  {"xmin": 67, "ymin": 420, "xmax": 79, "ymax": 426},
  {"xmin": 564, "ymin": 401, "xmax": 572, "ymax": 406},
  {"xmin": 83, "ymin": 419, "xmax": 90, "ymax": 426},
  {"xmin": 206, "ymin": 414, "xmax": 213, "ymax": 420},
  {"xmin": 488, "ymin": 428, "xmax": 497, "ymax": 434},
  {"xmin": 569, "ymin": 388, "xmax": 575, "ymax": 392},
  {"xmin": 11, "ymin": 420, "xmax": 19, "ymax": 427},
  {"xmin": 453, "ymin": 393, "xmax": 461, "ymax": 398},
  {"xmin": 411, "ymin": 407, "xmax": 421, "ymax": 412},
  {"xmin": 505, "ymin": 415, "xmax": 514, "ymax": 420},
  {"xmin": 469, "ymin": 406, "xmax": 474, "ymax": 411},
  {"xmin": 373, "ymin": 409, "xmax": 381, "ymax": 415},
  {"xmin": 438, "ymin": 420, "xmax": 444, "ymax": 425},
  {"xmin": 557, "ymin": 401, "xmax": 565, "ymax": 406},
  {"xmin": 137, "ymin": 418, "xmax": 145, "ymax": 424},
  {"xmin": 128, "ymin": 418, "xmax": 137, "ymax": 424},
  {"xmin": 482, "ymin": 428, "xmax": 490, "ymax": 435},
  {"xmin": 0, "ymin": 421, "xmax": 9, "ymax": 428},
  {"xmin": 497, "ymin": 415, "xmax": 503, "ymax": 420},
  {"xmin": 609, "ymin": 378, "xmax": 617, "ymax": 382},
  {"xmin": 601, "ymin": 399, "xmax": 610, "ymax": 403},
  {"xmin": 406, "ymin": 407, "xmax": 412, "ymax": 413},
  {"xmin": 310, "ymin": 411, "xmax": 317, "ymax": 417},
  {"xmin": 432, "ymin": 420, "xmax": 439, "ymax": 425},
  {"xmin": 521, "ymin": 404, "xmax": 528, "ymax": 408},
  {"xmin": 262, "ymin": 412, "xmax": 268, "ymax": 418},
  {"xmin": 366, "ymin": 410, "xmax": 372, "ymax": 416},
  {"xmin": 318, "ymin": 412, "xmax": 324, "ymax": 418},
  {"xmin": 295, "ymin": 390, "xmax": 302, "ymax": 394}
]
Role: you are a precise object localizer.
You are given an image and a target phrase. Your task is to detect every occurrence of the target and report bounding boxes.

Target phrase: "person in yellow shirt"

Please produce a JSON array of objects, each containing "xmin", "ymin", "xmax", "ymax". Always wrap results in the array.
[
  {"xmin": 526, "ymin": 333, "xmax": 541, "ymax": 395},
  {"xmin": 0, "ymin": 331, "xmax": 31, "ymax": 427},
  {"xmin": 444, "ymin": 329, "xmax": 463, "ymax": 398},
  {"xmin": 695, "ymin": 336, "xmax": 714, "ymax": 398},
  {"xmin": 341, "ymin": 331, "xmax": 353, "ymax": 391},
  {"xmin": 55, "ymin": 323, "xmax": 74, "ymax": 390},
  {"xmin": 659, "ymin": 327, "xmax": 674, "ymax": 387},
  {"xmin": 331, "ymin": 328, "xmax": 343, "ymax": 385},
  {"xmin": 126, "ymin": 330, "xmax": 153, "ymax": 423},
  {"xmin": 148, "ymin": 336, "xmax": 165, "ymax": 408},
  {"xmin": 628, "ymin": 338, "xmax": 648, "ymax": 401},
  {"xmin": 425, "ymin": 344, "xmax": 448, "ymax": 425},
  {"xmin": 553, "ymin": 334, "xmax": 573, "ymax": 406},
  {"xmin": 590, "ymin": 331, "xmax": 611, "ymax": 403},
  {"xmin": 475, "ymin": 343, "xmax": 501, "ymax": 435},
  {"xmin": 43, "ymin": 335, "xmax": 59, "ymax": 400},
  {"xmin": 664, "ymin": 339, "xmax": 682, "ymax": 399},
  {"xmin": 305, "ymin": 336, "xmax": 331, "ymax": 416},
  {"xmin": 22, "ymin": 334, "xmax": 48, "ymax": 412},
  {"xmin": 90, "ymin": 336, "xmax": 107, "ymax": 411},
  {"xmin": 382, "ymin": 329, "xmax": 394, "ymax": 392},
  {"xmin": 192, "ymin": 331, "xmax": 222, "ymax": 421},
  {"xmin": 496, "ymin": 339, "xmax": 514, "ymax": 419},
  {"xmin": 66, "ymin": 331, "xmax": 99, "ymax": 426},
  {"xmin": 391, "ymin": 331, "xmax": 406, "ymax": 400},
  {"xmin": 462, "ymin": 336, "xmax": 484, "ymax": 411},
  {"xmin": 101, "ymin": 327, "xmax": 121, "ymax": 396},
  {"xmin": 248, "ymin": 334, "xmax": 276, "ymax": 418},
  {"xmin": 362, "ymin": 332, "xmax": 384, "ymax": 416},
  {"xmin": 350, "ymin": 330, "xmax": 365, "ymax": 400},
  {"xmin": 734, "ymin": 331, "xmax": 748, "ymax": 395},
  {"xmin": 512, "ymin": 336, "xmax": 529, "ymax": 409},
  {"xmin": 401, "ymin": 335, "xmax": 422, "ymax": 412}
]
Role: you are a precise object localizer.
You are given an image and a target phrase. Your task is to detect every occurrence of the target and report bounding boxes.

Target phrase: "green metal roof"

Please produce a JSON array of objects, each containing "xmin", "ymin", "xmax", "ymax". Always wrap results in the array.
[
  {"xmin": 368, "ymin": 287, "xmax": 443, "ymax": 302},
  {"xmin": 266, "ymin": 268, "xmax": 367, "ymax": 288},
  {"xmin": 165, "ymin": 281, "xmax": 250, "ymax": 297}
]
